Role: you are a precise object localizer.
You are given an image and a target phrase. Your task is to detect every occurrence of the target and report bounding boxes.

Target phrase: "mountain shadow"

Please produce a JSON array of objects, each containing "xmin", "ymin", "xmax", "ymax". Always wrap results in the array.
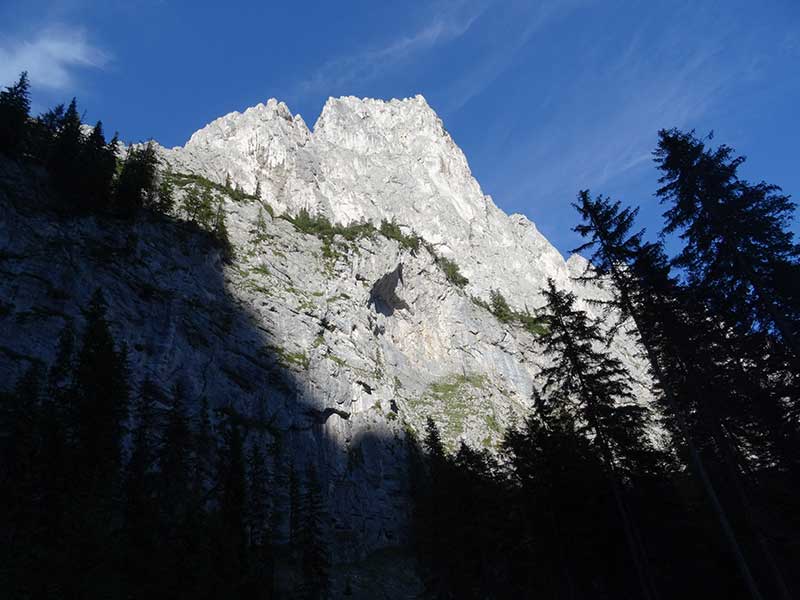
[{"xmin": 0, "ymin": 155, "xmax": 419, "ymax": 598}]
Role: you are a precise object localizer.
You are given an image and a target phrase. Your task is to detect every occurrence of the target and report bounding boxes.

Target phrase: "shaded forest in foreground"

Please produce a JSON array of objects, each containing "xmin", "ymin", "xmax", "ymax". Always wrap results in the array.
[{"xmin": 1, "ymin": 73, "xmax": 799, "ymax": 598}]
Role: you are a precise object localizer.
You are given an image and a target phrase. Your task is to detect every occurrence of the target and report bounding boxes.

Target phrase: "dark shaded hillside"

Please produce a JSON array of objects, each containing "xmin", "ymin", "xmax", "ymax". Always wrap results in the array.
[{"xmin": 0, "ymin": 156, "xmax": 423, "ymax": 598}]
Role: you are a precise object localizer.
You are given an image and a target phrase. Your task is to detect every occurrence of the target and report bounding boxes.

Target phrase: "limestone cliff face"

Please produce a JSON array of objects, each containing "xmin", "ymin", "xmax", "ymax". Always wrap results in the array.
[
  {"xmin": 160, "ymin": 95, "xmax": 572, "ymax": 309},
  {"xmin": 0, "ymin": 96, "xmax": 653, "ymax": 567}
]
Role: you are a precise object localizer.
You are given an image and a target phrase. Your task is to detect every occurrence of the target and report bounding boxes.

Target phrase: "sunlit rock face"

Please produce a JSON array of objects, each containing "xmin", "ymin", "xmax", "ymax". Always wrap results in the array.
[
  {"xmin": 0, "ymin": 96, "xmax": 654, "ymax": 576},
  {"xmin": 160, "ymin": 95, "xmax": 572, "ymax": 309}
]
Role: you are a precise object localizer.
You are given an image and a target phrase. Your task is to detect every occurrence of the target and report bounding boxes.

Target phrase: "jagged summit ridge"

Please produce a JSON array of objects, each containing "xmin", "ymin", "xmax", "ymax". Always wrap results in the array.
[{"xmin": 160, "ymin": 94, "xmax": 571, "ymax": 310}]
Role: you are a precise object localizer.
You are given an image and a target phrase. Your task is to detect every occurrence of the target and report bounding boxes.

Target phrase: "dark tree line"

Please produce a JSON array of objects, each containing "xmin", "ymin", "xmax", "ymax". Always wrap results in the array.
[
  {"xmin": 412, "ymin": 130, "xmax": 799, "ymax": 599},
  {"xmin": 0, "ymin": 72, "xmax": 172, "ymax": 217},
  {"xmin": 0, "ymin": 292, "xmax": 330, "ymax": 599}
]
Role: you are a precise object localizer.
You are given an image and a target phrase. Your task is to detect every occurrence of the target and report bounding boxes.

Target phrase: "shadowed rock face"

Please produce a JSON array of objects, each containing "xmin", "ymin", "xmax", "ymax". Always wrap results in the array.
[
  {"xmin": 369, "ymin": 263, "xmax": 409, "ymax": 317},
  {"xmin": 0, "ymin": 97, "xmax": 655, "ymax": 581}
]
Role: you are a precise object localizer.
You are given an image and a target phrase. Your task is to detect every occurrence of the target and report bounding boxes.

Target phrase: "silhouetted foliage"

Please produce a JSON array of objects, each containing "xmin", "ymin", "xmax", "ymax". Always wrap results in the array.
[
  {"xmin": 0, "ymin": 73, "xmax": 176, "ymax": 220},
  {"xmin": 114, "ymin": 142, "xmax": 159, "ymax": 216},
  {"xmin": 0, "ymin": 293, "xmax": 304, "ymax": 598},
  {"xmin": 0, "ymin": 71, "xmax": 31, "ymax": 157},
  {"xmin": 380, "ymin": 217, "xmax": 421, "ymax": 252},
  {"xmin": 655, "ymin": 129, "xmax": 800, "ymax": 354},
  {"xmin": 569, "ymin": 129, "xmax": 800, "ymax": 599},
  {"xmin": 436, "ymin": 255, "xmax": 469, "ymax": 287}
]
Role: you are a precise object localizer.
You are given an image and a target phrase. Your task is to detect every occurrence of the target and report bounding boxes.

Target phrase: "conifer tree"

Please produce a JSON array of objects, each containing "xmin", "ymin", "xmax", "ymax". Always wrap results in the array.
[
  {"xmin": 298, "ymin": 465, "xmax": 329, "ymax": 600},
  {"xmin": 538, "ymin": 280, "xmax": 656, "ymax": 473},
  {"xmin": 537, "ymin": 278, "xmax": 659, "ymax": 600},
  {"xmin": 217, "ymin": 418, "xmax": 247, "ymax": 584},
  {"xmin": 158, "ymin": 382, "xmax": 193, "ymax": 521},
  {"xmin": 653, "ymin": 131, "xmax": 799, "ymax": 598},
  {"xmin": 0, "ymin": 71, "xmax": 31, "ymax": 157},
  {"xmin": 0, "ymin": 365, "xmax": 43, "ymax": 507},
  {"xmin": 48, "ymin": 324, "xmax": 75, "ymax": 396},
  {"xmin": 244, "ymin": 441, "xmax": 273, "ymax": 594},
  {"xmin": 246, "ymin": 441, "xmax": 271, "ymax": 548},
  {"xmin": 155, "ymin": 178, "xmax": 175, "ymax": 215},
  {"xmin": 502, "ymin": 408, "xmax": 611, "ymax": 597},
  {"xmin": 114, "ymin": 142, "xmax": 159, "ymax": 216},
  {"xmin": 79, "ymin": 121, "xmax": 117, "ymax": 211},
  {"xmin": 213, "ymin": 198, "xmax": 233, "ymax": 261},
  {"xmin": 28, "ymin": 102, "xmax": 64, "ymax": 161},
  {"xmin": 654, "ymin": 129, "xmax": 800, "ymax": 360},
  {"xmin": 126, "ymin": 379, "xmax": 160, "ymax": 508},
  {"xmin": 288, "ymin": 462, "xmax": 301, "ymax": 552},
  {"xmin": 48, "ymin": 98, "xmax": 85, "ymax": 207},
  {"xmin": 123, "ymin": 379, "xmax": 160, "ymax": 590},
  {"xmin": 489, "ymin": 289, "xmax": 514, "ymax": 323},
  {"xmin": 572, "ymin": 189, "xmax": 789, "ymax": 600},
  {"xmin": 575, "ymin": 190, "xmax": 772, "ymax": 439},
  {"xmin": 72, "ymin": 290, "xmax": 129, "ymax": 484},
  {"xmin": 193, "ymin": 396, "xmax": 216, "ymax": 497}
]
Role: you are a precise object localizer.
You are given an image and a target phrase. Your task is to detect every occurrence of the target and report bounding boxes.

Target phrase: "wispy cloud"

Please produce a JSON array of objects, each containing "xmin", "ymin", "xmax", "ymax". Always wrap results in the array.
[
  {"xmin": 467, "ymin": 3, "xmax": 769, "ymax": 253},
  {"xmin": 297, "ymin": 1, "xmax": 487, "ymax": 95},
  {"xmin": 0, "ymin": 25, "xmax": 109, "ymax": 90},
  {"xmin": 441, "ymin": 0, "xmax": 590, "ymax": 113},
  {"xmin": 490, "ymin": 14, "xmax": 743, "ymax": 203}
]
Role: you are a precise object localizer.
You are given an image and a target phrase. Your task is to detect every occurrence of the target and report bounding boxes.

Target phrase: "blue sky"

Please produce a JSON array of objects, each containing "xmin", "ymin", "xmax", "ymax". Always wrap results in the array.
[{"xmin": 2, "ymin": 0, "xmax": 798, "ymax": 254}]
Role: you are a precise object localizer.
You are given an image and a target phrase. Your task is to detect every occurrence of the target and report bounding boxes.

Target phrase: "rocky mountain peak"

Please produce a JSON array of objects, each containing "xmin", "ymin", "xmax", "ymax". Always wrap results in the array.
[{"xmin": 160, "ymin": 95, "xmax": 577, "ymax": 311}]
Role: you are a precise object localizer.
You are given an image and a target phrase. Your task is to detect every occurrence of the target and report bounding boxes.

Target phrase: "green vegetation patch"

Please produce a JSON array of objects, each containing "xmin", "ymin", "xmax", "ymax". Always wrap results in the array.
[
  {"xmin": 408, "ymin": 372, "xmax": 489, "ymax": 444},
  {"xmin": 283, "ymin": 208, "xmax": 376, "ymax": 243},
  {"xmin": 472, "ymin": 289, "xmax": 548, "ymax": 335},
  {"xmin": 379, "ymin": 218, "xmax": 421, "ymax": 252},
  {"xmin": 167, "ymin": 171, "xmax": 267, "ymax": 208},
  {"xmin": 269, "ymin": 344, "xmax": 309, "ymax": 370},
  {"xmin": 428, "ymin": 372, "xmax": 487, "ymax": 399},
  {"xmin": 436, "ymin": 255, "xmax": 469, "ymax": 288}
]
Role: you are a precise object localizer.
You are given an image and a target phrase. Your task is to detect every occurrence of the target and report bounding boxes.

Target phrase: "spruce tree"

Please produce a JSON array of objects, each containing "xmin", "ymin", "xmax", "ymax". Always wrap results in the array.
[
  {"xmin": 243, "ymin": 441, "xmax": 273, "ymax": 595},
  {"xmin": 217, "ymin": 418, "xmax": 247, "ymax": 585},
  {"xmin": 79, "ymin": 121, "xmax": 116, "ymax": 211},
  {"xmin": 502, "ymin": 408, "xmax": 611, "ymax": 597},
  {"xmin": 298, "ymin": 465, "xmax": 329, "ymax": 600},
  {"xmin": 123, "ymin": 379, "xmax": 160, "ymax": 592},
  {"xmin": 193, "ymin": 396, "xmax": 216, "ymax": 497},
  {"xmin": 288, "ymin": 462, "xmax": 301, "ymax": 552},
  {"xmin": 537, "ymin": 278, "xmax": 659, "ymax": 600},
  {"xmin": 572, "ymin": 189, "xmax": 787, "ymax": 600},
  {"xmin": 246, "ymin": 441, "xmax": 271, "ymax": 548},
  {"xmin": 489, "ymin": 289, "xmax": 514, "ymax": 323},
  {"xmin": 158, "ymin": 382, "xmax": 193, "ymax": 521},
  {"xmin": 155, "ymin": 178, "xmax": 175, "ymax": 215},
  {"xmin": 72, "ymin": 290, "xmax": 129, "ymax": 485},
  {"xmin": 213, "ymin": 198, "xmax": 233, "ymax": 261},
  {"xmin": 114, "ymin": 142, "xmax": 159, "ymax": 216},
  {"xmin": 654, "ymin": 130, "xmax": 800, "ymax": 526},
  {"xmin": 0, "ymin": 71, "xmax": 31, "ymax": 157},
  {"xmin": 654, "ymin": 128, "xmax": 800, "ymax": 360},
  {"xmin": 48, "ymin": 98, "xmax": 85, "ymax": 208}
]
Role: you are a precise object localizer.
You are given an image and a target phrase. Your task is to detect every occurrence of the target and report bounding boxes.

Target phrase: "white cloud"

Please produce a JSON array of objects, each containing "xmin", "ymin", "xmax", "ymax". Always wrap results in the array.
[{"xmin": 0, "ymin": 26, "xmax": 109, "ymax": 90}]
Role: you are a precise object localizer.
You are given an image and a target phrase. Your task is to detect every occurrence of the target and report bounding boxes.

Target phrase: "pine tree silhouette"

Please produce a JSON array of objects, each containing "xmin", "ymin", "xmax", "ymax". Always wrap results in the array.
[{"xmin": 0, "ymin": 72, "xmax": 31, "ymax": 157}]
